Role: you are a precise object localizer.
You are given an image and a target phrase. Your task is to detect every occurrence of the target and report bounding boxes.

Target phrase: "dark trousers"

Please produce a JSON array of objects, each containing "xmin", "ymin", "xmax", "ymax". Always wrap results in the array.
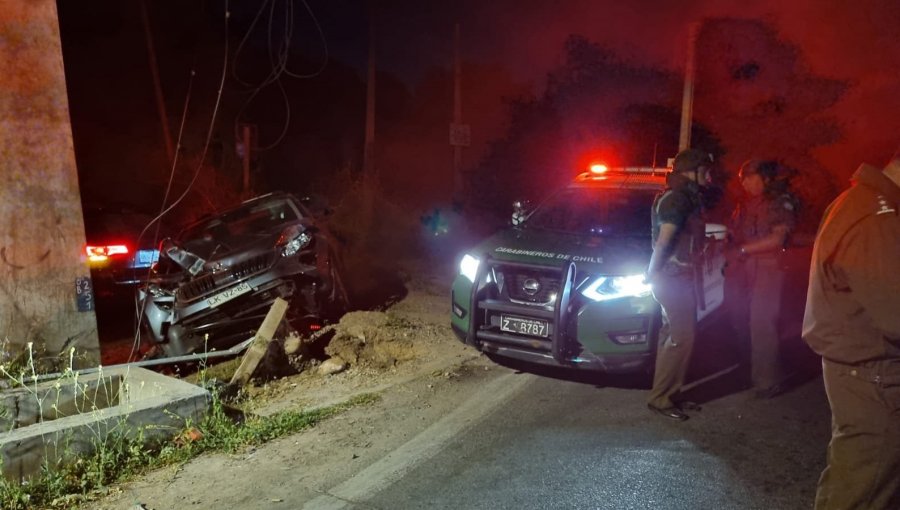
[
  {"xmin": 726, "ymin": 256, "xmax": 785, "ymax": 390},
  {"xmin": 815, "ymin": 359, "xmax": 900, "ymax": 509},
  {"xmin": 647, "ymin": 271, "xmax": 697, "ymax": 409}
]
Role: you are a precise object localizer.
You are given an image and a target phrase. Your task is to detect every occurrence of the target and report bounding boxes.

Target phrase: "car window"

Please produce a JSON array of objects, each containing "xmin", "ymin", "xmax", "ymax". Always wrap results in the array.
[
  {"xmin": 179, "ymin": 198, "xmax": 301, "ymax": 244},
  {"xmin": 525, "ymin": 187, "xmax": 656, "ymax": 236}
]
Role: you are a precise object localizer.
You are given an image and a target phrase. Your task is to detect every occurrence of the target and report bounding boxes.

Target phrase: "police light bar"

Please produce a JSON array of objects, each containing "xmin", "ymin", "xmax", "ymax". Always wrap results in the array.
[{"xmin": 576, "ymin": 166, "xmax": 671, "ymax": 181}]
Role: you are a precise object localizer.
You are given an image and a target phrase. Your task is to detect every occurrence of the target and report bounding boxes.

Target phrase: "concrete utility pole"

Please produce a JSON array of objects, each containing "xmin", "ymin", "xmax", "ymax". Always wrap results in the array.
[
  {"xmin": 0, "ymin": 1, "xmax": 100, "ymax": 366},
  {"xmin": 678, "ymin": 22, "xmax": 700, "ymax": 152}
]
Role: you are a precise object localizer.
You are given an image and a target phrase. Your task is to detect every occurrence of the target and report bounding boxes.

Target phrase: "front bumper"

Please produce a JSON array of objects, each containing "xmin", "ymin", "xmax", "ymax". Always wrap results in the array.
[
  {"xmin": 451, "ymin": 256, "xmax": 660, "ymax": 374},
  {"xmin": 450, "ymin": 322, "xmax": 653, "ymax": 373},
  {"xmin": 141, "ymin": 251, "xmax": 323, "ymax": 345}
]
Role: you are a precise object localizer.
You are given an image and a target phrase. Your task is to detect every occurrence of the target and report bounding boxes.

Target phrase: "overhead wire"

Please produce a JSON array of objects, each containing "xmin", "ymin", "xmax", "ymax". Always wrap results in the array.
[
  {"xmin": 129, "ymin": 0, "xmax": 233, "ymax": 361},
  {"xmin": 231, "ymin": 0, "xmax": 329, "ymax": 152}
]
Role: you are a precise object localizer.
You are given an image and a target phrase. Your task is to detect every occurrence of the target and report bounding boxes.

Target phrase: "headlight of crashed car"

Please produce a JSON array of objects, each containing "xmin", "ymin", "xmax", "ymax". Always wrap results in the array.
[
  {"xmin": 459, "ymin": 254, "xmax": 480, "ymax": 283},
  {"xmin": 581, "ymin": 274, "xmax": 651, "ymax": 302},
  {"xmin": 277, "ymin": 226, "xmax": 313, "ymax": 257}
]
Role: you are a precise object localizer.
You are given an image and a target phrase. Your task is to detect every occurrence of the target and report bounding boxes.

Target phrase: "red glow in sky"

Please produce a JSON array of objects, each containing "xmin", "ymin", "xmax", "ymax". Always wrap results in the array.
[{"xmin": 453, "ymin": 0, "xmax": 900, "ymax": 178}]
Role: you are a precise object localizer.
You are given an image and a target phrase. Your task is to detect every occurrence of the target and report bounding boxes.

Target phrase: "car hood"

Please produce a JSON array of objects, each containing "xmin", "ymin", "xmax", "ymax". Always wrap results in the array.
[
  {"xmin": 469, "ymin": 227, "xmax": 651, "ymax": 276},
  {"xmin": 170, "ymin": 221, "xmax": 308, "ymax": 276}
]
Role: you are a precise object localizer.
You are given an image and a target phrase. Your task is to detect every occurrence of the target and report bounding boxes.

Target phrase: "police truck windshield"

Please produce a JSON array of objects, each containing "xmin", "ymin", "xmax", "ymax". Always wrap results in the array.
[{"xmin": 525, "ymin": 188, "xmax": 656, "ymax": 236}]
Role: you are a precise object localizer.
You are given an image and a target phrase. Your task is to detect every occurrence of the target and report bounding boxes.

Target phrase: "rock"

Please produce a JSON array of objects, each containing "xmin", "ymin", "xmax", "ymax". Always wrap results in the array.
[
  {"xmin": 318, "ymin": 357, "xmax": 347, "ymax": 376},
  {"xmin": 283, "ymin": 332, "xmax": 303, "ymax": 355}
]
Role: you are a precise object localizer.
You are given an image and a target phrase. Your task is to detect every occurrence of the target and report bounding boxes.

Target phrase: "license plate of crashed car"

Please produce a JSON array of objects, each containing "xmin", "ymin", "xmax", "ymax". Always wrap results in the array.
[{"xmin": 206, "ymin": 281, "xmax": 253, "ymax": 308}]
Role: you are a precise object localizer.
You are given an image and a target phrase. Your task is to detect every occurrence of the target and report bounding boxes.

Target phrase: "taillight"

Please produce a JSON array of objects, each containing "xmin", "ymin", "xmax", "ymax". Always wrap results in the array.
[{"xmin": 86, "ymin": 244, "xmax": 129, "ymax": 262}]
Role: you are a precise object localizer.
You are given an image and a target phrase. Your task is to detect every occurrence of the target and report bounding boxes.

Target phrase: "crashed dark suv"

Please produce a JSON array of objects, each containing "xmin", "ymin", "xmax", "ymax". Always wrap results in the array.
[{"xmin": 139, "ymin": 192, "xmax": 348, "ymax": 357}]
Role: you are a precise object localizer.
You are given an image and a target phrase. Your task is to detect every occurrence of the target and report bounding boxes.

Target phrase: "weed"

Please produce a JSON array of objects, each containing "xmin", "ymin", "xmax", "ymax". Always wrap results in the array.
[{"xmin": 0, "ymin": 346, "xmax": 380, "ymax": 509}]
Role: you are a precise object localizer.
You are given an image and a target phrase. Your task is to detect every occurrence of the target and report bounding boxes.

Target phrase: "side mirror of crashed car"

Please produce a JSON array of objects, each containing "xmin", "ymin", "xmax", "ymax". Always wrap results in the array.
[
  {"xmin": 511, "ymin": 200, "xmax": 530, "ymax": 226},
  {"xmin": 160, "ymin": 237, "xmax": 206, "ymax": 276}
]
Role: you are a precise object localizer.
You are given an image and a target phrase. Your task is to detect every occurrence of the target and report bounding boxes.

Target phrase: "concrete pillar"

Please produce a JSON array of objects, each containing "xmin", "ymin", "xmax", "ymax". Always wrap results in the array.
[{"xmin": 0, "ymin": 1, "xmax": 100, "ymax": 368}]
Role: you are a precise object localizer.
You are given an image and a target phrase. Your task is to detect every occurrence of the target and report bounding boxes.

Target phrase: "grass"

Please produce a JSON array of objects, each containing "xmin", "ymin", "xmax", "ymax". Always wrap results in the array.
[{"xmin": 0, "ymin": 358, "xmax": 380, "ymax": 510}]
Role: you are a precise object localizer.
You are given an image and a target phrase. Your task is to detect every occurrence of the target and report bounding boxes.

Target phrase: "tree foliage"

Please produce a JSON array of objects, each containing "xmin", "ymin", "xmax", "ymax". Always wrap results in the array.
[
  {"xmin": 692, "ymin": 18, "xmax": 848, "ymax": 227},
  {"xmin": 469, "ymin": 35, "xmax": 721, "ymax": 220}
]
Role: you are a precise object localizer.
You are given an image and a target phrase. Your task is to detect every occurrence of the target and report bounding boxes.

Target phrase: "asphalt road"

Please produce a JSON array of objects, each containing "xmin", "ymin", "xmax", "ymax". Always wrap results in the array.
[
  {"xmin": 301, "ymin": 311, "xmax": 829, "ymax": 510},
  {"xmin": 313, "ymin": 363, "xmax": 830, "ymax": 510}
]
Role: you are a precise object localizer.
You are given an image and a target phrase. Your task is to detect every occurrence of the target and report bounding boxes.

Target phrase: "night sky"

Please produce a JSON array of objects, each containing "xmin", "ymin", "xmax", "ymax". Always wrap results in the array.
[{"xmin": 57, "ymin": 0, "xmax": 900, "ymax": 225}]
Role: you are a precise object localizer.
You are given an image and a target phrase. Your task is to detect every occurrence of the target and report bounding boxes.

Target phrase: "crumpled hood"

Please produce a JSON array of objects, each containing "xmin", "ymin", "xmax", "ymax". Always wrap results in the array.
[
  {"xmin": 469, "ymin": 226, "xmax": 650, "ymax": 276},
  {"xmin": 167, "ymin": 220, "xmax": 310, "ymax": 276}
]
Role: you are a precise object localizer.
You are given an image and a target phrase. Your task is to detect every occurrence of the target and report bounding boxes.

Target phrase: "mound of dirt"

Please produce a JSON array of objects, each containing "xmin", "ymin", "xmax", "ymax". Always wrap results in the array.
[{"xmin": 323, "ymin": 311, "xmax": 424, "ymax": 370}]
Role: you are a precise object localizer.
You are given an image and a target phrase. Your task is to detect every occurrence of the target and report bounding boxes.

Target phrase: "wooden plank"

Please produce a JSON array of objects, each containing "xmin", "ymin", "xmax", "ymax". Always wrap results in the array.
[{"xmin": 229, "ymin": 298, "xmax": 289, "ymax": 387}]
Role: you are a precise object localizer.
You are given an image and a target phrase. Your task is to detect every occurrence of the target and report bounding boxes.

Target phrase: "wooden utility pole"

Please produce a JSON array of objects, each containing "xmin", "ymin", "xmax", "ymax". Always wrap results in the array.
[
  {"xmin": 449, "ymin": 23, "xmax": 470, "ymax": 199},
  {"xmin": 242, "ymin": 124, "xmax": 251, "ymax": 195},
  {"xmin": 678, "ymin": 22, "xmax": 700, "ymax": 152},
  {"xmin": 363, "ymin": 11, "xmax": 376, "ymax": 183},
  {"xmin": 140, "ymin": 0, "xmax": 174, "ymax": 164}
]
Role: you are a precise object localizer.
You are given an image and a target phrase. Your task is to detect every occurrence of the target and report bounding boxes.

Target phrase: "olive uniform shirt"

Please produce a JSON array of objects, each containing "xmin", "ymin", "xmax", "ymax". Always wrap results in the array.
[
  {"xmin": 803, "ymin": 164, "xmax": 900, "ymax": 364},
  {"xmin": 731, "ymin": 193, "xmax": 797, "ymax": 255}
]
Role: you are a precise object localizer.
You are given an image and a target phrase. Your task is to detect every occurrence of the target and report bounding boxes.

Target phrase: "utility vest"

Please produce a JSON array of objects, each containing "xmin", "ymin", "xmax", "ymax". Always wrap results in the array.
[{"xmin": 651, "ymin": 185, "xmax": 704, "ymax": 274}]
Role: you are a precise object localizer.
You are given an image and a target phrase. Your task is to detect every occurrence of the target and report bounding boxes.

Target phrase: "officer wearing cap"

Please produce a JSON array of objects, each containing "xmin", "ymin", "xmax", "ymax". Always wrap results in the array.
[
  {"xmin": 803, "ymin": 149, "xmax": 900, "ymax": 509},
  {"xmin": 645, "ymin": 148, "xmax": 713, "ymax": 421},
  {"xmin": 727, "ymin": 159, "xmax": 798, "ymax": 398}
]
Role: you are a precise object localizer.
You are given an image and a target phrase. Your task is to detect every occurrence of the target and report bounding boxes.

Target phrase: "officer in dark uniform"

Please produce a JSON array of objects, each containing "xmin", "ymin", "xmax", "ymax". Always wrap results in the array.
[
  {"xmin": 645, "ymin": 148, "xmax": 713, "ymax": 421},
  {"xmin": 803, "ymin": 150, "xmax": 900, "ymax": 510},
  {"xmin": 727, "ymin": 159, "xmax": 798, "ymax": 398}
]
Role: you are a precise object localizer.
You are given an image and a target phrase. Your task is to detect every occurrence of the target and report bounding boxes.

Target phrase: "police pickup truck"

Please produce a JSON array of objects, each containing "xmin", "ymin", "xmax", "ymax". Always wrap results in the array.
[{"xmin": 450, "ymin": 164, "xmax": 727, "ymax": 373}]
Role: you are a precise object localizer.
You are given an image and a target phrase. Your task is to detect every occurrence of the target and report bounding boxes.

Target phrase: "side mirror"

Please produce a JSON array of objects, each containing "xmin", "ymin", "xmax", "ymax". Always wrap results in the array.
[
  {"xmin": 704, "ymin": 223, "xmax": 727, "ymax": 241},
  {"xmin": 511, "ymin": 200, "xmax": 529, "ymax": 226}
]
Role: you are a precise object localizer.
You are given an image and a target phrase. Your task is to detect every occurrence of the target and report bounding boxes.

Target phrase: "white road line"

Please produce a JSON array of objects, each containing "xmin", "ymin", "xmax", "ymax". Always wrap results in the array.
[
  {"xmin": 302, "ymin": 371, "xmax": 533, "ymax": 510},
  {"xmin": 681, "ymin": 363, "xmax": 740, "ymax": 393}
]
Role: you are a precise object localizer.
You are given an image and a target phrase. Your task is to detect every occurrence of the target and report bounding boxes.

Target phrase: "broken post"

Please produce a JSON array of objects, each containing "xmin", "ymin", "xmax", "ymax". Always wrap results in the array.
[{"xmin": 229, "ymin": 298, "xmax": 289, "ymax": 387}]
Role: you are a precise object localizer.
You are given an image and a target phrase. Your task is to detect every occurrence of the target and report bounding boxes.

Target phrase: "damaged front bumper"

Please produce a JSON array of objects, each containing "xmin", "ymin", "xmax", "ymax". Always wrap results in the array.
[{"xmin": 140, "ymin": 249, "xmax": 325, "ymax": 354}]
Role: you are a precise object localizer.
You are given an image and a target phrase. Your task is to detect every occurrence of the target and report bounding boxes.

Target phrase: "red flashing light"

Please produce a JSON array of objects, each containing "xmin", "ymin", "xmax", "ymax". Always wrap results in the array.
[
  {"xmin": 86, "ymin": 244, "xmax": 129, "ymax": 262},
  {"xmin": 589, "ymin": 164, "xmax": 608, "ymax": 174},
  {"xmin": 309, "ymin": 323, "xmax": 323, "ymax": 331}
]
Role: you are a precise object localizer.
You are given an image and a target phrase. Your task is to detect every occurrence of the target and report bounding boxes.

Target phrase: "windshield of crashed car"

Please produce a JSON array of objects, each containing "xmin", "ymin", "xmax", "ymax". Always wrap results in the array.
[
  {"xmin": 525, "ymin": 187, "xmax": 656, "ymax": 236},
  {"xmin": 179, "ymin": 198, "xmax": 302, "ymax": 246}
]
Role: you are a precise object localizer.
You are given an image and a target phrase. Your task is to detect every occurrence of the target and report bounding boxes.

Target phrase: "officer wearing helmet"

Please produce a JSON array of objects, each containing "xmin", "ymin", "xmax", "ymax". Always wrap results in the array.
[
  {"xmin": 645, "ymin": 148, "xmax": 713, "ymax": 421},
  {"xmin": 727, "ymin": 159, "xmax": 798, "ymax": 398}
]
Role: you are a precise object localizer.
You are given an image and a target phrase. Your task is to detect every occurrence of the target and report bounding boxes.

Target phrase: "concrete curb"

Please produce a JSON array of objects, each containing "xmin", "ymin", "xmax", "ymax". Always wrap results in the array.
[{"xmin": 0, "ymin": 366, "xmax": 209, "ymax": 481}]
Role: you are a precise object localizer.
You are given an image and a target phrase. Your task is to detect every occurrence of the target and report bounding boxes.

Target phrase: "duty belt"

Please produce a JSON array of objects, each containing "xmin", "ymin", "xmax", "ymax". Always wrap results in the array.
[{"xmin": 824, "ymin": 358, "xmax": 900, "ymax": 385}]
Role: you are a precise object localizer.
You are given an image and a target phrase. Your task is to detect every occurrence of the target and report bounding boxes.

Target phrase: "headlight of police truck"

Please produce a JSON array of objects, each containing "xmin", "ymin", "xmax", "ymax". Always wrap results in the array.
[
  {"xmin": 459, "ymin": 254, "xmax": 480, "ymax": 283},
  {"xmin": 581, "ymin": 274, "xmax": 651, "ymax": 302}
]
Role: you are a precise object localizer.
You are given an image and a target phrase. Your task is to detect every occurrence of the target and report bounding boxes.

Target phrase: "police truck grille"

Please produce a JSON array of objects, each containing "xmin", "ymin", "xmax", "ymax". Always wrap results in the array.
[{"xmin": 502, "ymin": 270, "xmax": 561, "ymax": 305}]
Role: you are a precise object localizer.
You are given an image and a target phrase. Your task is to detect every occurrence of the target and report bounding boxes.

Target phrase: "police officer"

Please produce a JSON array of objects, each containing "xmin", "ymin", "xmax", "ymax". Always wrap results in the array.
[
  {"xmin": 645, "ymin": 148, "xmax": 712, "ymax": 421},
  {"xmin": 803, "ymin": 150, "xmax": 900, "ymax": 509},
  {"xmin": 727, "ymin": 159, "xmax": 798, "ymax": 398}
]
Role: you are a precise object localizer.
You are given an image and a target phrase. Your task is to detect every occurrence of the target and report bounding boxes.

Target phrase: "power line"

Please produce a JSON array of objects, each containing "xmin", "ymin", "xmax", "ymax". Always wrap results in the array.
[{"xmin": 231, "ymin": 0, "xmax": 330, "ymax": 152}]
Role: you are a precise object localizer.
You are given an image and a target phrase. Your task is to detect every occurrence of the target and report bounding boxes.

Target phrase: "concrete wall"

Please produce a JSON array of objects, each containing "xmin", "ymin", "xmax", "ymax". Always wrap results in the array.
[{"xmin": 0, "ymin": 1, "xmax": 100, "ymax": 367}]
